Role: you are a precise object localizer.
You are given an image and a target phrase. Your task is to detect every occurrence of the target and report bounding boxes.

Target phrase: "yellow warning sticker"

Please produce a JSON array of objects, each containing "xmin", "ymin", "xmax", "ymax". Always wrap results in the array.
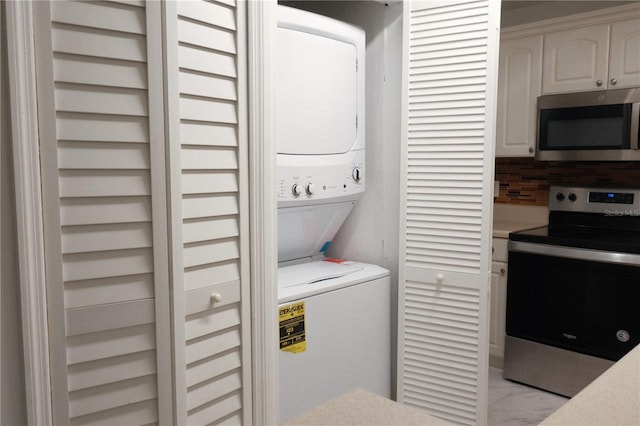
[{"xmin": 279, "ymin": 302, "xmax": 306, "ymax": 353}]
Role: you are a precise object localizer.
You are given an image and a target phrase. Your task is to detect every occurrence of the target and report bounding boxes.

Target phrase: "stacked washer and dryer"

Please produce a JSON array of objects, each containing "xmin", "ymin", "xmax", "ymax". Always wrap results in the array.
[{"xmin": 276, "ymin": 5, "xmax": 391, "ymax": 423}]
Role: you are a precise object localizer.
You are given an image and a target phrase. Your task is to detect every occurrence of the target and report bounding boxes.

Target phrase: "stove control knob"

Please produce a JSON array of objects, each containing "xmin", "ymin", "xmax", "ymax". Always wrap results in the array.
[
  {"xmin": 292, "ymin": 184, "xmax": 302, "ymax": 197},
  {"xmin": 556, "ymin": 192, "xmax": 565, "ymax": 201},
  {"xmin": 568, "ymin": 193, "xmax": 577, "ymax": 202},
  {"xmin": 305, "ymin": 183, "xmax": 315, "ymax": 195},
  {"xmin": 617, "ymin": 330, "xmax": 630, "ymax": 343}
]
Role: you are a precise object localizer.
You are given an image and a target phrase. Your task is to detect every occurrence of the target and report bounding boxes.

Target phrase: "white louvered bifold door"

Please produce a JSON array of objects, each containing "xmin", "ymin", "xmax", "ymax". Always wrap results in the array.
[
  {"xmin": 397, "ymin": 2, "xmax": 500, "ymax": 425},
  {"xmin": 33, "ymin": 0, "xmax": 252, "ymax": 424},
  {"xmin": 33, "ymin": 1, "xmax": 172, "ymax": 424},
  {"xmin": 164, "ymin": 1, "xmax": 252, "ymax": 425}
]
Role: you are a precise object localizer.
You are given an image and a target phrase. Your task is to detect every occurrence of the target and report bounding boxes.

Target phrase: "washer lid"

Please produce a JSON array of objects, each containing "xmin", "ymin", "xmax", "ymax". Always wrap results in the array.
[
  {"xmin": 278, "ymin": 259, "xmax": 364, "ymax": 289},
  {"xmin": 277, "ymin": 260, "xmax": 390, "ymax": 304}
]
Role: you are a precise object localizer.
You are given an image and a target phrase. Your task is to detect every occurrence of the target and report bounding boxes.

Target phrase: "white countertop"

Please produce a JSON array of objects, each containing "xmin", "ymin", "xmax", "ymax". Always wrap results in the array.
[
  {"xmin": 283, "ymin": 388, "xmax": 454, "ymax": 426},
  {"xmin": 284, "ymin": 346, "xmax": 639, "ymax": 426},
  {"xmin": 540, "ymin": 342, "xmax": 640, "ymax": 425},
  {"xmin": 285, "ymin": 343, "xmax": 639, "ymax": 426},
  {"xmin": 493, "ymin": 203, "xmax": 548, "ymax": 238}
]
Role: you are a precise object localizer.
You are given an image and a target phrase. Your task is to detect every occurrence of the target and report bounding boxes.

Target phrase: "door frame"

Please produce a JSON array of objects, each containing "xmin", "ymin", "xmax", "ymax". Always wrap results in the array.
[
  {"xmin": 5, "ymin": 1, "xmax": 52, "ymax": 424},
  {"xmin": 247, "ymin": 1, "xmax": 280, "ymax": 424}
]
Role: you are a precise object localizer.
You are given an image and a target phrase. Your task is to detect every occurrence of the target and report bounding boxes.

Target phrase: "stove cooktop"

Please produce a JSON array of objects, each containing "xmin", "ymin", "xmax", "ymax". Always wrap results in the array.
[
  {"xmin": 509, "ymin": 186, "xmax": 640, "ymax": 254},
  {"xmin": 510, "ymin": 224, "xmax": 640, "ymax": 254}
]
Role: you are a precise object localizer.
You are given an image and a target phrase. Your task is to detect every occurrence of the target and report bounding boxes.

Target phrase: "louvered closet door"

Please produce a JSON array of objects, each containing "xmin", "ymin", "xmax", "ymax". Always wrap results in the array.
[
  {"xmin": 165, "ymin": 1, "xmax": 252, "ymax": 425},
  {"xmin": 33, "ymin": 1, "xmax": 172, "ymax": 424},
  {"xmin": 397, "ymin": 2, "xmax": 500, "ymax": 425}
]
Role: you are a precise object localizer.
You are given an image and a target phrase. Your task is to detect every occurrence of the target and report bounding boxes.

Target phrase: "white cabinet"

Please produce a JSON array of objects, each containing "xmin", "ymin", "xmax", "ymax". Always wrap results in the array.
[
  {"xmin": 542, "ymin": 18, "xmax": 640, "ymax": 94},
  {"xmin": 609, "ymin": 18, "xmax": 640, "ymax": 89},
  {"xmin": 542, "ymin": 24, "xmax": 609, "ymax": 93},
  {"xmin": 490, "ymin": 238, "xmax": 508, "ymax": 368},
  {"xmin": 495, "ymin": 35, "xmax": 542, "ymax": 157}
]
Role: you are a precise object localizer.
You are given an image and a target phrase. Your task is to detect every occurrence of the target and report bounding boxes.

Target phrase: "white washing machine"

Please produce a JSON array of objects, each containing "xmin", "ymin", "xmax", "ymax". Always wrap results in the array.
[
  {"xmin": 276, "ymin": 6, "xmax": 391, "ymax": 423},
  {"xmin": 278, "ymin": 260, "xmax": 390, "ymax": 422}
]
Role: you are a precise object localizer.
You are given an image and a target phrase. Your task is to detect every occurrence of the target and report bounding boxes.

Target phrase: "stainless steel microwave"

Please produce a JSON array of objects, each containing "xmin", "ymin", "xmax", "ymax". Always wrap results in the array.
[{"xmin": 536, "ymin": 88, "xmax": 640, "ymax": 161}]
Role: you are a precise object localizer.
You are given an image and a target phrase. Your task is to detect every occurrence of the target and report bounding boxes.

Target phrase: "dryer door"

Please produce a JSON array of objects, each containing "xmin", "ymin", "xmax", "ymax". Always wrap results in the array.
[{"xmin": 277, "ymin": 26, "xmax": 359, "ymax": 155}]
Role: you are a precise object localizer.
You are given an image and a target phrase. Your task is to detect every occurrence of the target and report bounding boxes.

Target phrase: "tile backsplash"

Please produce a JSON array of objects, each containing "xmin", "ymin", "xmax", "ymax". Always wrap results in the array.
[{"xmin": 495, "ymin": 158, "xmax": 640, "ymax": 206}]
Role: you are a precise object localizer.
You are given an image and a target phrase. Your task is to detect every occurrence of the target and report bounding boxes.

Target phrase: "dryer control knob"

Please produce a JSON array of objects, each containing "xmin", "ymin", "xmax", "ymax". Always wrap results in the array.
[
  {"xmin": 352, "ymin": 167, "xmax": 362, "ymax": 182},
  {"xmin": 292, "ymin": 184, "xmax": 302, "ymax": 196},
  {"xmin": 305, "ymin": 183, "xmax": 315, "ymax": 195}
]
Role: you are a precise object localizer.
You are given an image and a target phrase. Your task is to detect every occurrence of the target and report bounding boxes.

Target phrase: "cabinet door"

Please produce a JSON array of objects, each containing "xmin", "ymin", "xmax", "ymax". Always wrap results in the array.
[
  {"xmin": 496, "ymin": 36, "xmax": 542, "ymax": 157},
  {"xmin": 489, "ymin": 262, "xmax": 508, "ymax": 368},
  {"xmin": 542, "ymin": 24, "xmax": 610, "ymax": 94},
  {"xmin": 609, "ymin": 18, "xmax": 640, "ymax": 89}
]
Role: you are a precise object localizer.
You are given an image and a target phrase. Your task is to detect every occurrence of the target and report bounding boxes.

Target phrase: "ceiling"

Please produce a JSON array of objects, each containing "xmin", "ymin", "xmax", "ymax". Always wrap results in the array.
[
  {"xmin": 305, "ymin": 1, "xmax": 638, "ymax": 27},
  {"xmin": 501, "ymin": 1, "xmax": 637, "ymax": 27},
  {"xmin": 502, "ymin": 1, "xmax": 550, "ymax": 13}
]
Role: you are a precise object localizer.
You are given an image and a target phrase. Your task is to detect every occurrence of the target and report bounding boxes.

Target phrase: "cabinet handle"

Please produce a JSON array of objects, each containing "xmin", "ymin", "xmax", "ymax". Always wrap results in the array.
[
  {"xmin": 596, "ymin": 79, "xmax": 603, "ymax": 87},
  {"xmin": 528, "ymin": 147, "xmax": 534, "ymax": 154},
  {"xmin": 500, "ymin": 268, "xmax": 506, "ymax": 275},
  {"xmin": 211, "ymin": 293, "xmax": 223, "ymax": 303},
  {"xmin": 610, "ymin": 78, "xmax": 617, "ymax": 86}
]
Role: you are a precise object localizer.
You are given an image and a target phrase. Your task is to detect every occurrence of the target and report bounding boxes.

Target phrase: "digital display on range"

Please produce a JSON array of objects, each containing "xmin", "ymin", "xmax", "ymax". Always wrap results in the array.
[{"xmin": 588, "ymin": 191, "xmax": 634, "ymax": 204}]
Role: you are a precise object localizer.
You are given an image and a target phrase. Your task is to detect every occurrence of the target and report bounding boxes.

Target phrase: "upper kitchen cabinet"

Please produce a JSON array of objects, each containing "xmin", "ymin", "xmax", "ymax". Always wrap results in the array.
[
  {"xmin": 495, "ymin": 35, "xmax": 542, "ymax": 157},
  {"xmin": 542, "ymin": 24, "xmax": 609, "ymax": 93},
  {"xmin": 542, "ymin": 18, "xmax": 640, "ymax": 94},
  {"xmin": 609, "ymin": 18, "xmax": 640, "ymax": 90}
]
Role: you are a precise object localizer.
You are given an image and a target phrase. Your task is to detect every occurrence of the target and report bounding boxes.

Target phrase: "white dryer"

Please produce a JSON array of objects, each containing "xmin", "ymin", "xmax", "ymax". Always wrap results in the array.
[
  {"xmin": 276, "ymin": 4, "xmax": 366, "ymax": 264},
  {"xmin": 276, "ymin": 6, "xmax": 390, "ymax": 423}
]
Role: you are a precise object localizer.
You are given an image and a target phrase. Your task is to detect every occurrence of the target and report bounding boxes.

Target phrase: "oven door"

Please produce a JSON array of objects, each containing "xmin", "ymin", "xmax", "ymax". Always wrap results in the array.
[{"xmin": 506, "ymin": 241, "xmax": 640, "ymax": 361}]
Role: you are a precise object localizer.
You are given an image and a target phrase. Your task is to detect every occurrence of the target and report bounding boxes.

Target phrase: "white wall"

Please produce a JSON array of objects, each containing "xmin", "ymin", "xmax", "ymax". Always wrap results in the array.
[
  {"xmin": 381, "ymin": 2, "xmax": 402, "ymax": 399},
  {"xmin": 1, "ymin": 2, "xmax": 28, "ymax": 422}
]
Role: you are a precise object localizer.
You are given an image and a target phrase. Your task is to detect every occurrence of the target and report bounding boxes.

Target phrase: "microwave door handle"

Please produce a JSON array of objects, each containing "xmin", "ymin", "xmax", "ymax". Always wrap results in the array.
[{"xmin": 632, "ymin": 102, "xmax": 640, "ymax": 150}]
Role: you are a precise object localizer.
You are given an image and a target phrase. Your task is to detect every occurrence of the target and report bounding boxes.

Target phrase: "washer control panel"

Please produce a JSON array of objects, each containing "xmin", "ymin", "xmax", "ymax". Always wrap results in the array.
[{"xmin": 277, "ymin": 161, "xmax": 364, "ymax": 205}]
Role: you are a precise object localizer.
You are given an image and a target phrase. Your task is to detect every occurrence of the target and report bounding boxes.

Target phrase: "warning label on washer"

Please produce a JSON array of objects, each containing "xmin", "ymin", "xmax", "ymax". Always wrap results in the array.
[{"xmin": 279, "ymin": 302, "xmax": 306, "ymax": 353}]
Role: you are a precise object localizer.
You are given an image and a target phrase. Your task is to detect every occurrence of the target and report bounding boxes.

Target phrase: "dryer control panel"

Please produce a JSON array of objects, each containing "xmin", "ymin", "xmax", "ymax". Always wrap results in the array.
[{"xmin": 277, "ymin": 150, "xmax": 364, "ymax": 207}]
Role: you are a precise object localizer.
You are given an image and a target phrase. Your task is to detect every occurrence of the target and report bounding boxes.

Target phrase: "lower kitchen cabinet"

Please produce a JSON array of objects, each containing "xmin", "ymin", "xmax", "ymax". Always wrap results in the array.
[{"xmin": 490, "ymin": 238, "xmax": 508, "ymax": 368}]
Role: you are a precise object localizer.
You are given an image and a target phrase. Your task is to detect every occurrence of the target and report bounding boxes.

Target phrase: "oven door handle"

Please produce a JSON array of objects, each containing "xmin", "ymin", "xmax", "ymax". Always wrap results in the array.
[{"xmin": 509, "ymin": 240, "xmax": 640, "ymax": 266}]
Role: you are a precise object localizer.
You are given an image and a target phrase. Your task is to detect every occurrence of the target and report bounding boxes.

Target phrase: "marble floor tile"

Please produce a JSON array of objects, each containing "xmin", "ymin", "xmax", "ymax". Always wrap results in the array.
[{"xmin": 488, "ymin": 367, "xmax": 568, "ymax": 426}]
